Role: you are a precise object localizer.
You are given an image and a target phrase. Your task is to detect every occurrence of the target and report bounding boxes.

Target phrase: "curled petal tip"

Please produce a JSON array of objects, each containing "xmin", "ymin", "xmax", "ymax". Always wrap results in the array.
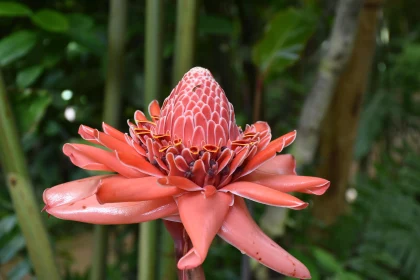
[
  {"xmin": 293, "ymin": 202, "xmax": 309, "ymax": 210},
  {"xmin": 157, "ymin": 177, "xmax": 169, "ymax": 186},
  {"xmin": 177, "ymin": 249, "xmax": 203, "ymax": 270},
  {"xmin": 308, "ymin": 181, "xmax": 330, "ymax": 195}
]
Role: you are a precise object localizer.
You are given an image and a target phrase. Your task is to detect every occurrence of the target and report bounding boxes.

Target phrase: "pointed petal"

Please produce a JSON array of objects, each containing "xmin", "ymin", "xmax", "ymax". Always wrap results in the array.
[
  {"xmin": 218, "ymin": 197, "xmax": 311, "ymax": 279},
  {"xmin": 247, "ymin": 175, "xmax": 330, "ymax": 195},
  {"xmin": 239, "ymin": 138, "xmax": 284, "ymax": 178},
  {"xmin": 63, "ymin": 144, "xmax": 145, "ymax": 178},
  {"xmin": 220, "ymin": 181, "xmax": 308, "ymax": 210},
  {"xmin": 43, "ymin": 175, "xmax": 110, "ymax": 208},
  {"xmin": 157, "ymin": 176, "xmax": 202, "ymax": 191},
  {"xmin": 256, "ymin": 154, "xmax": 296, "ymax": 176},
  {"xmin": 243, "ymin": 154, "xmax": 296, "ymax": 183},
  {"xmin": 96, "ymin": 176, "xmax": 184, "ymax": 203},
  {"xmin": 115, "ymin": 151, "xmax": 164, "ymax": 177},
  {"xmin": 62, "ymin": 143, "xmax": 113, "ymax": 172},
  {"xmin": 46, "ymin": 195, "xmax": 177, "ymax": 224},
  {"xmin": 102, "ymin": 122, "xmax": 126, "ymax": 142},
  {"xmin": 177, "ymin": 191, "xmax": 233, "ymax": 269},
  {"xmin": 148, "ymin": 100, "xmax": 161, "ymax": 118}
]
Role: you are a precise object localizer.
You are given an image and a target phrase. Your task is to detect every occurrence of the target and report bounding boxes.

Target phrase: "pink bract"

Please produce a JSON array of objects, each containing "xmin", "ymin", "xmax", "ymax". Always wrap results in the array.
[{"xmin": 43, "ymin": 67, "xmax": 330, "ymax": 279}]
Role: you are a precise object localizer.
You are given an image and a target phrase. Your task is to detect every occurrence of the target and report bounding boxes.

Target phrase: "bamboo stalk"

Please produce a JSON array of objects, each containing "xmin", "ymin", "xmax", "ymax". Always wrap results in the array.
[
  {"xmin": 0, "ymin": 70, "xmax": 61, "ymax": 279},
  {"xmin": 172, "ymin": 0, "xmax": 198, "ymax": 83},
  {"xmin": 138, "ymin": 1, "xmax": 164, "ymax": 280},
  {"xmin": 91, "ymin": 1, "xmax": 127, "ymax": 280}
]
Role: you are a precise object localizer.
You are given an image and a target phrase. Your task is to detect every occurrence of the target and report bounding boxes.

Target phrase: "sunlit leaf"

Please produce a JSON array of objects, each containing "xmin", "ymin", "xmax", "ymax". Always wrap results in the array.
[
  {"xmin": 16, "ymin": 65, "xmax": 44, "ymax": 88},
  {"xmin": 31, "ymin": 9, "xmax": 69, "ymax": 33},
  {"xmin": 0, "ymin": 31, "xmax": 37, "ymax": 66},
  {"xmin": 252, "ymin": 8, "xmax": 316, "ymax": 77},
  {"xmin": 0, "ymin": 235, "xmax": 25, "ymax": 264},
  {"xmin": 0, "ymin": 2, "xmax": 32, "ymax": 17}
]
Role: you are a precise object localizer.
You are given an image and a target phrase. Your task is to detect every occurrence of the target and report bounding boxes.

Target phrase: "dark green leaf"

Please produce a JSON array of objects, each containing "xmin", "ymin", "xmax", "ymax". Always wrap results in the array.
[
  {"xmin": 0, "ymin": 215, "xmax": 17, "ymax": 238},
  {"xmin": 0, "ymin": 2, "xmax": 32, "ymax": 17},
  {"xmin": 12, "ymin": 90, "xmax": 52, "ymax": 137},
  {"xmin": 0, "ymin": 31, "xmax": 37, "ymax": 66},
  {"xmin": 252, "ymin": 8, "xmax": 316, "ymax": 77},
  {"xmin": 16, "ymin": 65, "xmax": 44, "ymax": 88},
  {"xmin": 31, "ymin": 9, "xmax": 69, "ymax": 33},
  {"xmin": 0, "ymin": 235, "xmax": 25, "ymax": 264},
  {"xmin": 7, "ymin": 259, "xmax": 31, "ymax": 280},
  {"xmin": 312, "ymin": 247, "xmax": 343, "ymax": 273}
]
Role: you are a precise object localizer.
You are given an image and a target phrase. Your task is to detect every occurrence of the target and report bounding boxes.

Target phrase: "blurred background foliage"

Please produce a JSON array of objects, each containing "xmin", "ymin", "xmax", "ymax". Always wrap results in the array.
[{"xmin": 0, "ymin": 0, "xmax": 419, "ymax": 279}]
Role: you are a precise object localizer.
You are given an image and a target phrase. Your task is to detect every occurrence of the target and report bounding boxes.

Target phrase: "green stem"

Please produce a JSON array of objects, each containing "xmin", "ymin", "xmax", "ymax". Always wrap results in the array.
[
  {"xmin": 91, "ymin": 1, "xmax": 127, "ymax": 279},
  {"xmin": 172, "ymin": 0, "xmax": 198, "ymax": 83},
  {"xmin": 138, "ymin": 1, "xmax": 164, "ymax": 280},
  {"xmin": 0, "ymin": 70, "xmax": 61, "ymax": 279},
  {"xmin": 139, "ymin": 221, "xmax": 157, "ymax": 280}
]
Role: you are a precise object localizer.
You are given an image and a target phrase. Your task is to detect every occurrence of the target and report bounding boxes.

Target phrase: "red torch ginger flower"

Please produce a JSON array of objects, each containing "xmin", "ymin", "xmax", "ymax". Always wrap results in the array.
[{"xmin": 44, "ymin": 67, "xmax": 329, "ymax": 279}]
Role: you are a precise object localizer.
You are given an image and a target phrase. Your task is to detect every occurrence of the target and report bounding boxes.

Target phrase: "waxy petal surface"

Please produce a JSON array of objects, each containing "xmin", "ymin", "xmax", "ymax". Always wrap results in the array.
[
  {"xmin": 43, "ymin": 175, "xmax": 110, "ymax": 208},
  {"xmin": 220, "ymin": 181, "xmax": 308, "ymax": 210},
  {"xmin": 254, "ymin": 154, "xmax": 296, "ymax": 176},
  {"xmin": 247, "ymin": 175, "xmax": 330, "ymax": 195},
  {"xmin": 63, "ymin": 144, "xmax": 144, "ymax": 178},
  {"xmin": 46, "ymin": 196, "xmax": 177, "ymax": 225},
  {"xmin": 96, "ymin": 176, "xmax": 185, "ymax": 203},
  {"xmin": 218, "ymin": 198, "xmax": 311, "ymax": 279},
  {"xmin": 177, "ymin": 191, "xmax": 233, "ymax": 269}
]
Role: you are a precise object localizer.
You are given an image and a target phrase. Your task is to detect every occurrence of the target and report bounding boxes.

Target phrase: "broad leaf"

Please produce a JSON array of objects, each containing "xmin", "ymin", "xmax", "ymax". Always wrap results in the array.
[
  {"xmin": 31, "ymin": 9, "xmax": 69, "ymax": 33},
  {"xmin": 0, "ymin": 2, "xmax": 32, "ymax": 17},
  {"xmin": 0, "ymin": 215, "xmax": 17, "ymax": 239},
  {"xmin": 16, "ymin": 65, "xmax": 44, "ymax": 88},
  {"xmin": 12, "ymin": 90, "xmax": 52, "ymax": 137},
  {"xmin": 0, "ymin": 235, "xmax": 25, "ymax": 264},
  {"xmin": 7, "ymin": 259, "xmax": 31, "ymax": 280},
  {"xmin": 252, "ymin": 8, "xmax": 316, "ymax": 78},
  {"xmin": 312, "ymin": 247, "xmax": 343, "ymax": 273},
  {"xmin": 0, "ymin": 31, "xmax": 37, "ymax": 66}
]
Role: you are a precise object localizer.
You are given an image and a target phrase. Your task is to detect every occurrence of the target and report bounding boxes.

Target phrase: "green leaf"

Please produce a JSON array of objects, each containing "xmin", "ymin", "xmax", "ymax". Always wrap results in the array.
[
  {"xmin": 0, "ymin": 215, "xmax": 17, "ymax": 239},
  {"xmin": 312, "ymin": 247, "xmax": 343, "ymax": 273},
  {"xmin": 31, "ymin": 9, "xmax": 69, "ymax": 33},
  {"xmin": 0, "ymin": 2, "xmax": 32, "ymax": 17},
  {"xmin": 16, "ymin": 65, "xmax": 44, "ymax": 88},
  {"xmin": 0, "ymin": 31, "xmax": 37, "ymax": 66},
  {"xmin": 252, "ymin": 8, "xmax": 316, "ymax": 77},
  {"xmin": 12, "ymin": 90, "xmax": 52, "ymax": 137},
  {"xmin": 336, "ymin": 271, "xmax": 364, "ymax": 280},
  {"xmin": 7, "ymin": 259, "xmax": 31, "ymax": 280},
  {"xmin": 0, "ymin": 235, "xmax": 25, "ymax": 264}
]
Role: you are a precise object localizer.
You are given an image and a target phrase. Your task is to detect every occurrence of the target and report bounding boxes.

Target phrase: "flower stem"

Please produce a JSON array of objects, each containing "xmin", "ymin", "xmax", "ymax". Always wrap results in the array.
[
  {"xmin": 91, "ymin": 1, "xmax": 127, "ymax": 279},
  {"xmin": 164, "ymin": 221, "xmax": 206, "ymax": 280},
  {"xmin": 0, "ymin": 70, "xmax": 61, "ymax": 279}
]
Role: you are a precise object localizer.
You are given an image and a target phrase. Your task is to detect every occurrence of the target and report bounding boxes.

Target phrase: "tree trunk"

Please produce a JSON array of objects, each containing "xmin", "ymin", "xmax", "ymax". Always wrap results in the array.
[{"xmin": 312, "ymin": 0, "xmax": 383, "ymax": 226}]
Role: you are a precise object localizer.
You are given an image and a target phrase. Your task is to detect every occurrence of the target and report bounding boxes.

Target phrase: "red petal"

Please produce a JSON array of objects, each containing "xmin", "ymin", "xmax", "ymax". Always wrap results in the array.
[
  {"xmin": 218, "ymin": 197, "xmax": 311, "ymax": 279},
  {"xmin": 220, "ymin": 181, "xmax": 308, "ymax": 210},
  {"xmin": 46, "ymin": 196, "xmax": 177, "ymax": 225},
  {"xmin": 102, "ymin": 122, "xmax": 126, "ymax": 142},
  {"xmin": 157, "ymin": 176, "xmax": 201, "ymax": 191},
  {"xmin": 116, "ymin": 151, "xmax": 164, "ymax": 177},
  {"xmin": 43, "ymin": 175, "xmax": 110, "ymax": 208},
  {"xmin": 96, "ymin": 176, "xmax": 184, "ymax": 203},
  {"xmin": 243, "ymin": 155, "xmax": 296, "ymax": 182},
  {"xmin": 177, "ymin": 191, "xmax": 233, "ymax": 269},
  {"xmin": 63, "ymin": 144, "xmax": 144, "ymax": 178},
  {"xmin": 247, "ymin": 175, "xmax": 330, "ymax": 195}
]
